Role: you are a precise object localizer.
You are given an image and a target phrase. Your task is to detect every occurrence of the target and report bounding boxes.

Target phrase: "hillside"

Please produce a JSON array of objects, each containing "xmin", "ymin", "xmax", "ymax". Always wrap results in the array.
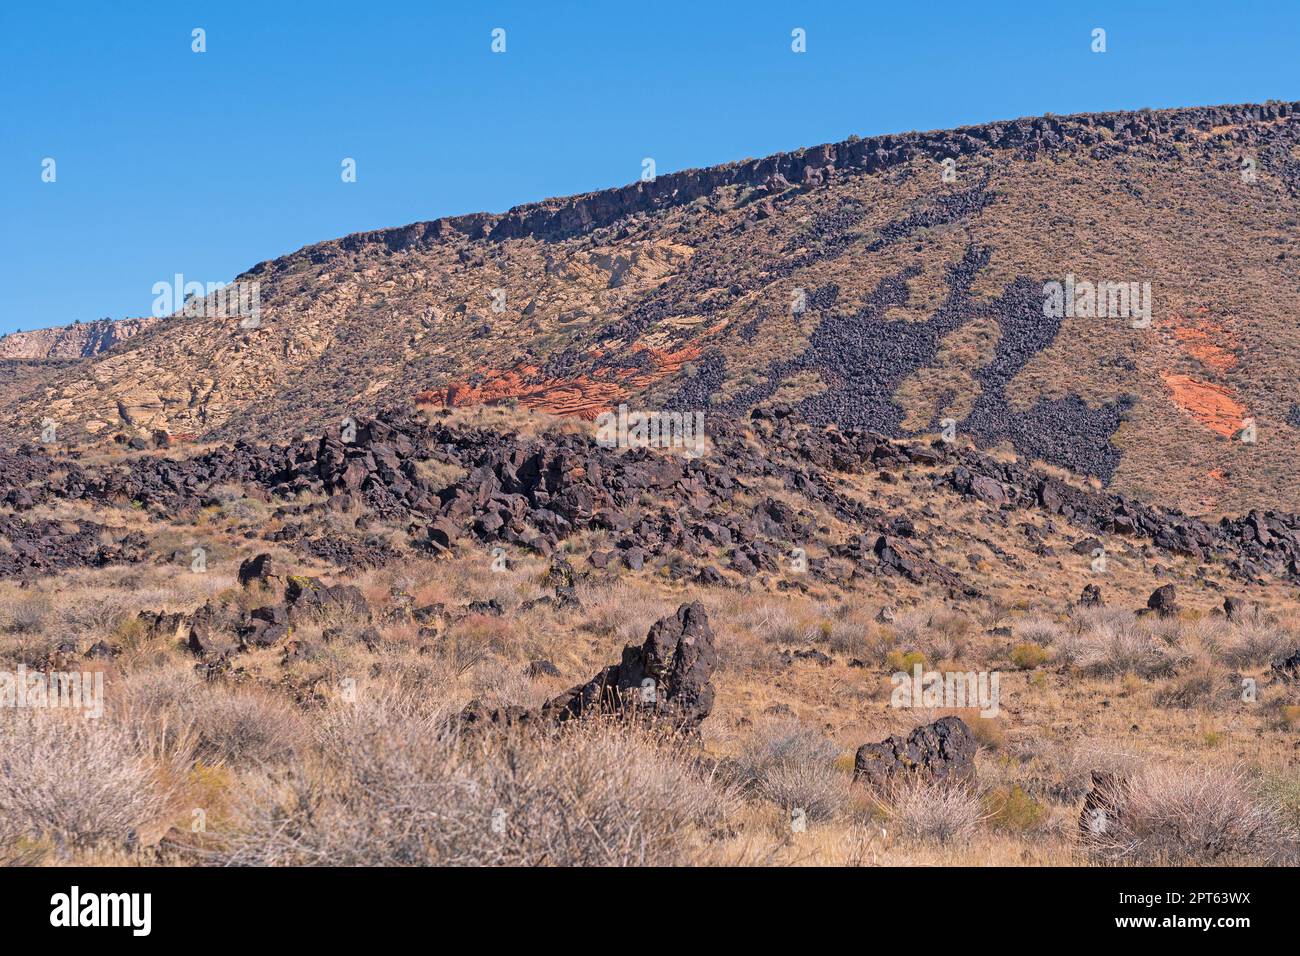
[
  {"xmin": 4, "ymin": 100, "xmax": 1300, "ymax": 518},
  {"xmin": 0, "ymin": 316, "xmax": 159, "ymax": 360},
  {"xmin": 5, "ymin": 101, "xmax": 1300, "ymax": 869}
]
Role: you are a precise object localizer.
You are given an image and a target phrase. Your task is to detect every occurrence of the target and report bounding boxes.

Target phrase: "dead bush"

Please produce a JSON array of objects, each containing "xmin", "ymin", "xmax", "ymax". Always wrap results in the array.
[
  {"xmin": 1084, "ymin": 764, "xmax": 1296, "ymax": 864},
  {"xmin": 0, "ymin": 711, "xmax": 180, "ymax": 852},
  {"xmin": 728, "ymin": 720, "xmax": 850, "ymax": 822},
  {"xmin": 879, "ymin": 779, "xmax": 985, "ymax": 845},
  {"xmin": 217, "ymin": 700, "xmax": 734, "ymax": 866}
]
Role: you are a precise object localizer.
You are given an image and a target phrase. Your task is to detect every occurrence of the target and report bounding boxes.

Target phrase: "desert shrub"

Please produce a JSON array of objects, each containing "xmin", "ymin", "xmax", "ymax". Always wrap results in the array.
[
  {"xmin": 1010, "ymin": 642, "xmax": 1049, "ymax": 669},
  {"xmin": 1220, "ymin": 617, "xmax": 1296, "ymax": 668},
  {"xmin": 983, "ymin": 784, "xmax": 1046, "ymax": 832},
  {"xmin": 730, "ymin": 721, "xmax": 849, "ymax": 822},
  {"xmin": 1085, "ymin": 764, "xmax": 1295, "ymax": 864},
  {"xmin": 192, "ymin": 688, "xmax": 304, "ymax": 767},
  {"xmin": 885, "ymin": 649, "xmax": 927, "ymax": 672},
  {"xmin": 0, "ymin": 592, "xmax": 52, "ymax": 634},
  {"xmin": 1155, "ymin": 657, "xmax": 1231, "ymax": 709},
  {"xmin": 825, "ymin": 617, "xmax": 889, "ymax": 660},
  {"xmin": 891, "ymin": 606, "xmax": 973, "ymax": 662},
  {"xmin": 52, "ymin": 590, "xmax": 137, "ymax": 640},
  {"xmin": 1014, "ymin": 615, "xmax": 1065, "ymax": 647},
  {"xmin": 1056, "ymin": 612, "xmax": 1182, "ymax": 677},
  {"xmin": 218, "ymin": 700, "xmax": 733, "ymax": 866},
  {"xmin": 0, "ymin": 711, "xmax": 178, "ymax": 852},
  {"xmin": 1258, "ymin": 770, "xmax": 1300, "ymax": 831},
  {"xmin": 880, "ymin": 780, "xmax": 984, "ymax": 845},
  {"xmin": 466, "ymin": 658, "xmax": 539, "ymax": 710}
]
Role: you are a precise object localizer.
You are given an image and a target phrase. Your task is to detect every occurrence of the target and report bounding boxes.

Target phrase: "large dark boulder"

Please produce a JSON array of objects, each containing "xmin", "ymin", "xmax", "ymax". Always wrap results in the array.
[
  {"xmin": 544, "ymin": 602, "xmax": 718, "ymax": 729},
  {"xmin": 1146, "ymin": 584, "xmax": 1179, "ymax": 618},
  {"xmin": 237, "ymin": 552, "xmax": 284, "ymax": 589},
  {"xmin": 285, "ymin": 576, "xmax": 371, "ymax": 621},
  {"xmin": 239, "ymin": 604, "xmax": 290, "ymax": 648},
  {"xmin": 853, "ymin": 716, "xmax": 976, "ymax": 789},
  {"xmin": 1078, "ymin": 583, "xmax": 1104, "ymax": 608},
  {"xmin": 461, "ymin": 603, "xmax": 718, "ymax": 732}
]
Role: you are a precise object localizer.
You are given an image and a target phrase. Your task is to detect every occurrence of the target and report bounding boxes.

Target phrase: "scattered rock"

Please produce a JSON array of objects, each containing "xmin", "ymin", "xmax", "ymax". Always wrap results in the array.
[
  {"xmin": 853, "ymin": 716, "xmax": 976, "ymax": 789},
  {"xmin": 1078, "ymin": 583, "xmax": 1104, "ymax": 608},
  {"xmin": 1146, "ymin": 584, "xmax": 1179, "ymax": 618},
  {"xmin": 527, "ymin": 659, "xmax": 561, "ymax": 679},
  {"xmin": 544, "ymin": 602, "xmax": 718, "ymax": 729}
]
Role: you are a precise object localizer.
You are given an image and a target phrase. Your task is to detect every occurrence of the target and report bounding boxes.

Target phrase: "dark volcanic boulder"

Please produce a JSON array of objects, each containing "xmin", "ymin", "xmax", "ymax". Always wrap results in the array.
[
  {"xmin": 186, "ymin": 601, "xmax": 218, "ymax": 656},
  {"xmin": 873, "ymin": 535, "xmax": 973, "ymax": 594},
  {"xmin": 1146, "ymin": 584, "xmax": 1179, "ymax": 618},
  {"xmin": 237, "ymin": 552, "xmax": 284, "ymax": 589},
  {"xmin": 1271, "ymin": 648, "xmax": 1300, "ymax": 684},
  {"xmin": 543, "ymin": 602, "xmax": 718, "ymax": 729},
  {"xmin": 238, "ymin": 604, "xmax": 290, "ymax": 648},
  {"xmin": 1078, "ymin": 583, "xmax": 1104, "ymax": 608},
  {"xmin": 853, "ymin": 715, "xmax": 976, "ymax": 789},
  {"xmin": 285, "ymin": 576, "xmax": 371, "ymax": 621}
]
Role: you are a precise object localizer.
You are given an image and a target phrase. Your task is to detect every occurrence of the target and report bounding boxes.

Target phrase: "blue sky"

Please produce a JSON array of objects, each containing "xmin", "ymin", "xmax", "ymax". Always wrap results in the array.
[{"xmin": 1, "ymin": 0, "xmax": 1297, "ymax": 336}]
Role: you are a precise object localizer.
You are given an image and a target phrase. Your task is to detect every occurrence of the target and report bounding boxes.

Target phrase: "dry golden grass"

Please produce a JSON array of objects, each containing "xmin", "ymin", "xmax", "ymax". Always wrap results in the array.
[{"xmin": 3, "ymin": 481, "xmax": 1300, "ymax": 866}]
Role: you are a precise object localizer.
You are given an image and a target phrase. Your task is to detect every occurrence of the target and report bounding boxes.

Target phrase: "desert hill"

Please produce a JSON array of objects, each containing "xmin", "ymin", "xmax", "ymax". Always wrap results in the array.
[{"xmin": 4, "ymin": 100, "xmax": 1300, "ymax": 516}]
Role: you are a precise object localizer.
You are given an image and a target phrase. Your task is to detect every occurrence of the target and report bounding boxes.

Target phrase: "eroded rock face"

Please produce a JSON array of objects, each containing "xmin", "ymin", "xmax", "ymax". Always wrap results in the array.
[
  {"xmin": 853, "ymin": 716, "xmax": 977, "ymax": 789},
  {"xmin": 0, "ymin": 317, "xmax": 160, "ymax": 360}
]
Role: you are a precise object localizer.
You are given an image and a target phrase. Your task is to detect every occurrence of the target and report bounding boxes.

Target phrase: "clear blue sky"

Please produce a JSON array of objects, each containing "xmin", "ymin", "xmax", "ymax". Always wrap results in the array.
[{"xmin": 1, "ymin": 0, "xmax": 1296, "ymax": 336}]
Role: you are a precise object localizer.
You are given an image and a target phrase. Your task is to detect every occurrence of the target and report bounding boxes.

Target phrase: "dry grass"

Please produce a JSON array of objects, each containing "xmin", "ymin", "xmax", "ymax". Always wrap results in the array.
[
  {"xmin": 2, "ymin": 504, "xmax": 1299, "ymax": 867},
  {"xmin": 0, "ymin": 710, "xmax": 184, "ymax": 858},
  {"xmin": 877, "ymin": 779, "xmax": 986, "ymax": 846},
  {"xmin": 1083, "ymin": 764, "xmax": 1297, "ymax": 865},
  {"xmin": 215, "ymin": 697, "xmax": 736, "ymax": 866},
  {"xmin": 727, "ymin": 719, "xmax": 852, "ymax": 822}
]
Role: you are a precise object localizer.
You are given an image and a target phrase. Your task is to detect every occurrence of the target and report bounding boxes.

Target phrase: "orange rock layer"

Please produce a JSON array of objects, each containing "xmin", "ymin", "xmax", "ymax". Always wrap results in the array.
[
  {"xmin": 1165, "ymin": 312, "xmax": 1239, "ymax": 374},
  {"xmin": 1160, "ymin": 372, "xmax": 1247, "ymax": 438},
  {"xmin": 417, "ymin": 342, "xmax": 706, "ymax": 420}
]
